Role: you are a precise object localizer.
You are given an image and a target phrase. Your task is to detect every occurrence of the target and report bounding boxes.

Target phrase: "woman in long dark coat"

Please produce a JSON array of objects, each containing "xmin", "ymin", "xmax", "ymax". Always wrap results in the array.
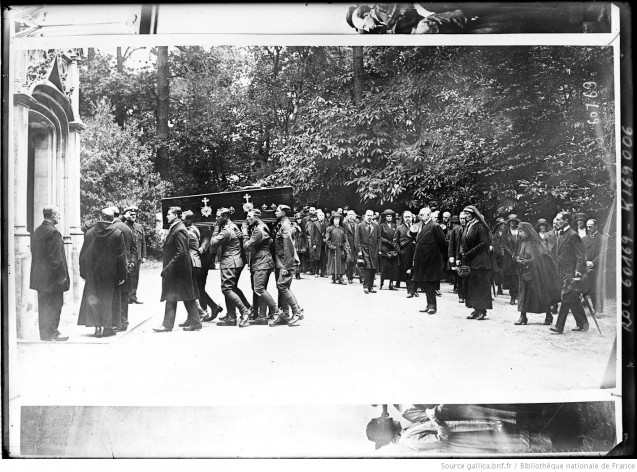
[
  {"xmin": 461, "ymin": 206, "xmax": 492, "ymax": 320},
  {"xmin": 379, "ymin": 209, "xmax": 400, "ymax": 290},
  {"xmin": 514, "ymin": 222, "xmax": 562, "ymax": 326},
  {"xmin": 325, "ymin": 213, "xmax": 350, "ymax": 284},
  {"xmin": 78, "ymin": 212, "xmax": 127, "ymax": 337}
]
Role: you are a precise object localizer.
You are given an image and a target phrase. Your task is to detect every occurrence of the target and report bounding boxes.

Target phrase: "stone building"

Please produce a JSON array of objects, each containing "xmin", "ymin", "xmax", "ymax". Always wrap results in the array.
[{"xmin": 5, "ymin": 5, "xmax": 146, "ymax": 340}]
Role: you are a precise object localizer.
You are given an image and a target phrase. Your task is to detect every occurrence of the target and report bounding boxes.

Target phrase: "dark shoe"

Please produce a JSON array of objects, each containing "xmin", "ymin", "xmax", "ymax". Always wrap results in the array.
[
  {"xmin": 458, "ymin": 299, "xmax": 465, "ymax": 303},
  {"xmin": 497, "ymin": 288, "xmax": 504, "ymax": 295},
  {"xmin": 476, "ymin": 313, "xmax": 487, "ymax": 320},
  {"xmin": 419, "ymin": 308, "xmax": 429, "ymax": 313},
  {"xmin": 407, "ymin": 294, "xmax": 414, "ymax": 299},
  {"xmin": 435, "ymin": 290, "xmax": 442, "ymax": 297},
  {"xmin": 467, "ymin": 312, "xmax": 479, "ymax": 319},
  {"xmin": 153, "ymin": 326, "xmax": 172, "ymax": 333},
  {"xmin": 331, "ymin": 280, "xmax": 337, "ymax": 284},
  {"xmin": 413, "ymin": 292, "xmax": 419, "ymax": 297},
  {"xmin": 50, "ymin": 334, "xmax": 69, "ymax": 341},
  {"xmin": 217, "ymin": 317, "xmax": 237, "ymax": 326},
  {"xmin": 572, "ymin": 325, "xmax": 589, "ymax": 332},
  {"xmin": 132, "ymin": 300, "xmax": 143, "ymax": 304},
  {"xmin": 269, "ymin": 314, "xmax": 285, "ymax": 327},
  {"xmin": 364, "ymin": 289, "xmax": 370, "ymax": 294},
  {"xmin": 238, "ymin": 315, "xmax": 250, "ymax": 328},
  {"xmin": 543, "ymin": 315, "xmax": 553, "ymax": 325},
  {"xmin": 178, "ymin": 321, "xmax": 192, "ymax": 328},
  {"xmin": 368, "ymin": 289, "xmax": 377, "ymax": 293},
  {"xmin": 93, "ymin": 327, "xmax": 102, "ymax": 338},
  {"xmin": 452, "ymin": 288, "xmax": 458, "ymax": 294},
  {"xmin": 203, "ymin": 306, "xmax": 223, "ymax": 322},
  {"xmin": 514, "ymin": 316, "xmax": 528, "ymax": 325},
  {"xmin": 102, "ymin": 328, "xmax": 117, "ymax": 337},
  {"xmin": 427, "ymin": 308, "xmax": 437, "ymax": 314},
  {"xmin": 509, "ymin": 297, "xmax": 517, "ymax": 305},
  {"xmin": 550, "ymin": 327, "xmax": 563, "ymax": 334},
  {"xmin": 183, "ymin": 324, "xmax": 202, "ymax": 331},
  {"xmin": 288, "ymin": 314, "xmax": 301, "ymax": 326},
  {"xmin": 388, "ymin": 285, "xmax": 397, "ymax": 291}
]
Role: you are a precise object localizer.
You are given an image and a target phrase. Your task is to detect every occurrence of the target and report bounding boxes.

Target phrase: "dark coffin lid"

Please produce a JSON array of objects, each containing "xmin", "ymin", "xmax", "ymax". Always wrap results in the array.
[{"xmin": 161, "ymin": 186, "xmax": 294, "ymax": 229}]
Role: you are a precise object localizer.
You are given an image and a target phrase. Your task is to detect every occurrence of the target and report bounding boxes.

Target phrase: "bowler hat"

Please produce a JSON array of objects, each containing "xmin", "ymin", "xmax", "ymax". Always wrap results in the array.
[{"xmin": 536, "ymin": 218, "xmax": 549, "ymax": 229}]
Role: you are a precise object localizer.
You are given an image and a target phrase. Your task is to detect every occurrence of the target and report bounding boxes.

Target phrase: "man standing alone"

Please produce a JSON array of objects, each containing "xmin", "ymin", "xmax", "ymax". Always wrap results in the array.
[{"xmin": 30, "ymin": 205, "xmax": 70, "ymax": 341}]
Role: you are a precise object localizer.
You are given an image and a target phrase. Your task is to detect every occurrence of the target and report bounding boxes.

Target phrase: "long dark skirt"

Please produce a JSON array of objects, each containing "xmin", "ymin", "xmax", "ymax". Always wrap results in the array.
[
  {"xmin": 465, "ymin": 269, "xmax": 493, "ymax": 311},
  {"xmin": 380, "ymin": 255, "xmax": 399, "ymax": 280}
]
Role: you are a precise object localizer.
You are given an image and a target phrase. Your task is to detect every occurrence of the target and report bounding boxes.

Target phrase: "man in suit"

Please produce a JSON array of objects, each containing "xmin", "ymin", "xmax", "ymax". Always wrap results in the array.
[
  {"xmin": 30, "ymin": 205, "xmax": 70, "ymax": 341},
  {"xmin": 550, "ymin": 212, "xmax": 589, "ymax": 334},
  {"xmin": 447, "ymin": 213, "xmax": 467, "ymax": 303},
  {"xmin": 208, "ymin": 207, "xmax": 252, "ymax": 327},
  {"xmin": 154, "ymin": 206, "xmax": 202, "ymax": 332},
  {"xmin": 124, "ymin": 205, "xmax": 147, "ymax": 304},
  {"xmin": 355, "ymin": 209, "xmax": 381, "ymax": 294},
  {"xmin": 344, "ymin": 210, "xmax": 358, "ymax": 284},
  {"xmin": 582, "ymin": 218, "xmax": 605, "ymax": 314},
  {"xmin": 394, "ymin": 210, "xmax": 417, "ymax": 298},
  {"xmin": 110, "ymin": 206, "xmax": 136, "ymax": 332},
  {"xmin": 410, "ymin": 207, "xmax": 447, "ymax": 314}
]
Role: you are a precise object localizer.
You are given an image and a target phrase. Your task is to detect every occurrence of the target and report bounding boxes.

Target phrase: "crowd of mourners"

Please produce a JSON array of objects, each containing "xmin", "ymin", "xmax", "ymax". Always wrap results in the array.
[{"xmin": 29, "ymin": 200, "xmax": 608, "ymax": 340}]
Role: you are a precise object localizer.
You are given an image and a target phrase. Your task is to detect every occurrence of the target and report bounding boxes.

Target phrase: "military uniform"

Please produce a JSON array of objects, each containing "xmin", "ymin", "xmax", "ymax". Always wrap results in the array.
[
  {"xmin": 243, "ymin": 219, "xmax": 277, "ymax": 320},
  {"xmin": 209, "ymin": 218, "xmax": 251, "ymax": 324},
  {"xmin": 126, "ymin": 217, "xmax": 146, "ymax": 303},
  {"xmin": 271, "ymin": 214, "xmax": 302, "ymax": 325}
]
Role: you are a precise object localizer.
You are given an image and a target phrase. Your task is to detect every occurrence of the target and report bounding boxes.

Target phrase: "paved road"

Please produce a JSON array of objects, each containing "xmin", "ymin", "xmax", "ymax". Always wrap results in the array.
[{"xmin": 14, "ymin": 266, "xmax": 617, "ymax": 407}]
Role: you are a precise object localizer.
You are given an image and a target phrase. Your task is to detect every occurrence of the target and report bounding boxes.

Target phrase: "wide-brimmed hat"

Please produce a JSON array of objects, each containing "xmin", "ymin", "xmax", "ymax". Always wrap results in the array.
[
  {"xmin": 574, "ymin": 212, "xmax": 588, "ymax": 222},
  {"xmin": 381, "ymin": 209, "xmax": 396, "ymax": 216},
  {"xmin": 536, "ymin": 218, "xmax": 549, "ymax": 229},
  {"xmin": 507, "ymin": 214, "xmax": 520, "ymax": 223}
]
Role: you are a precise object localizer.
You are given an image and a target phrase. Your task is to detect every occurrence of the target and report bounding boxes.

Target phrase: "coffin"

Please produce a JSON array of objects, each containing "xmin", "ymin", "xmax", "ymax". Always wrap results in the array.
[{"xmin": 161, "ymin": 186, "xmax": 294, "ymax": 228}]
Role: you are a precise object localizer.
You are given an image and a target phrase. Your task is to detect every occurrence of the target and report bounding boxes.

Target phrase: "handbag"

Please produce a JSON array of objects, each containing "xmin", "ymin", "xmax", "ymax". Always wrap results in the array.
[
  {"xmin": 357, "ymin": 257, "xmax": 366, "ymax": 269},
  {"xmin": 387, "ymin": 250, "xmax": 398, "ymax": 259},
  {"xmin": 457, "ymin": 265, "xmax": 471, "ymax": 278}
]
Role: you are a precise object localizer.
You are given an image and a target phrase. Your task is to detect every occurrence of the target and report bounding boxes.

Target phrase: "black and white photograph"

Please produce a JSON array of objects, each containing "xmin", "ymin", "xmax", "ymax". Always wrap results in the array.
[{"xmin": 1, "ymin": 2, "xmax": 633, "ymax": 462}]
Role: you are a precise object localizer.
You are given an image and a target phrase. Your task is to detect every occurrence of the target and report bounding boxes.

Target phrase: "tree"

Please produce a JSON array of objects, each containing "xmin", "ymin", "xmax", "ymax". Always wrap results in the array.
[{"xmin": 156, "ymin": 45, "xmax": 170, "ymax": 178}]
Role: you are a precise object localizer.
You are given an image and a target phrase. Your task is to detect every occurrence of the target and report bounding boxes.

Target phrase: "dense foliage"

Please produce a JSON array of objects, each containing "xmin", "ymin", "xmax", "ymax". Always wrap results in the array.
[{"xmin": 79, "ymin": 45, "xmax": 615, "ymax": 233}]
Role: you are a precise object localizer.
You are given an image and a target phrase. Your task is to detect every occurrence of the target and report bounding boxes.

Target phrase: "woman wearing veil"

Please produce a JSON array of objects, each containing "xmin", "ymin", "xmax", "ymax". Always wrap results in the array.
[
  {"xmin": 513, "ymin": 222, "xmax": 562, "ymax": 326},
  {"xmin": 460, "ymin": 206, "xmax": 492, "ymax": 320}
]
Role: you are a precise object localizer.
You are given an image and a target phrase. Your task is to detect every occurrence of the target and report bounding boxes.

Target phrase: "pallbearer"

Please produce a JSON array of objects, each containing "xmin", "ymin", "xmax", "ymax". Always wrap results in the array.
[{"xmin": 270, "ymin": 205, "xmax": 304, "ymax": 327}]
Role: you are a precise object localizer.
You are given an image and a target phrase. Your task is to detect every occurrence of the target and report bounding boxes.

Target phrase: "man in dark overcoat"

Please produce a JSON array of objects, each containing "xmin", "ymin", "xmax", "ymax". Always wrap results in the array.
[
  {"xmin": 30, "ymin": 205, "xmax": 70, "ymax": 341},
  {"xmin": 344, "ymin": 210, "xmax": 358, "ymax": 284},
  {"xmin": 410, "ymin": 207, "xmax": 447, "ymax": 314},
  {"xmin": 582, "ymin": 218, "xmax": 605, "ymax": 315},
  {"xmin": 447, "ymin": 213, "xmax": 467, "ymax": 303},
  {"xmin": 394, "ymin": 210, "xmax": 417, "ymax": 298},
  {"xmin": 124, "ymin": 205, "xmax": 147, "ymax": 304},
  {"xmin": 501, "ymin": 214, "xmax": 522, "ymax": 305},
  {"xmin": 111, "ymin": 206, "xmax": 137, "ymax": 332},
  {"xmin": 78, "ymin": 208, "xmax": 127, "ymax": 337},
  {"xmin": 154, "ymin": 206, "xmax": 202, "ymax": 332},
  {"xmin": 549, "ymin": 212, "xmax": 589, "ymax": 334},
  {"xmin": 307, "ymin": 212, "xmax": 323, "ymax": 276},
  {"xmin": 355, "ymin": 209, "xmax": 381, "ymax": 294}
]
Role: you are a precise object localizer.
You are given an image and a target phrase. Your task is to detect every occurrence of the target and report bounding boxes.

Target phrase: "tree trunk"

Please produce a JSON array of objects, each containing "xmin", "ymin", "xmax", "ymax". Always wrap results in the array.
[
  {"xmin": 115, "ymin": 47, "xmax": 125, "ymax": 127},
  {"xmin": 353, "ymin": 46, "xmax": 364, "ymax": 104},
  {"xmin": 156, "ymin": 46, "xmax": 170, "ymax": 178}
]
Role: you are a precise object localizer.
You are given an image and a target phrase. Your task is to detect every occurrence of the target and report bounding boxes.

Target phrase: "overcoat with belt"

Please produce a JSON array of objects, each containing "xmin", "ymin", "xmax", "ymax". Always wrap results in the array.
[{"xmin": 160, "ymin": 220, "xmax": 199, "ymax": 302}]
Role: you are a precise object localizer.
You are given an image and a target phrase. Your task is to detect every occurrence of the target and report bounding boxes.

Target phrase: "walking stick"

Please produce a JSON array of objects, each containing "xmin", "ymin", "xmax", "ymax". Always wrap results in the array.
[{"xmin": 581, "ymin": 293, "xmax": 602, "ymax": 335}]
